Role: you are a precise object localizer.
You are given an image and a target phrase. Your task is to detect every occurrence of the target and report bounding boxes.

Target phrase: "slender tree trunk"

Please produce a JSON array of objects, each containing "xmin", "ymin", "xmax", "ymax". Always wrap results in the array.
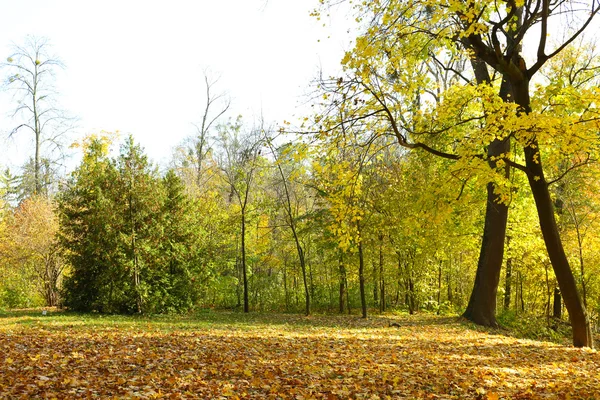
[
  {"xmin": 373, "ymin": 260, "xmax": 379, "ymax": 306},
  {"xmin": 408, "ymin": 278, "xmax": 415, "ymax": 314},
  {"xmin": 519, "ymin": 271, "xmax": 525, "ymax": 313},
  {"xmin": 405, "ymin": 251, "xmax": 416, "ymax": 314},
  {"xmin": 271, "ymin": 148, "xmax": 310, "ymax": 315},
  {"xmin": 345, "ymin": 270, "xmax": 351, "ymax": 315},
  {"xmin": 297, "ymin": 244, "xmax": 310, "ymax": 316},
  {"xmin": 33, "ymin": 61, "xmax": 42, "ymax": 195},
  {"xmin": 283, "ymin": 258, "xmax": 289, "ymax": 312},
  {"xmin": 338, "ymin": 254, "xmax": 346, "ymax": 314},
  {"xmin": 379, "ymin": 234, "xmax": 385, "ymax": 313},
  {"xmin": 395, "ymin": 254, "xmax": 402, "ymax": 306},
  {"xmin": 358, "ymin": 221, "xmax": 367, "ymax": 318},
  {"xmin": 437, "ymin": 261, "xmax": 442, "ymax": 314},
  {"xmin": 241, "ymin": 209, "xmax": 249, "ymax": 313},
  {"xmin": 572, "ymin": 214, "xmax": 588, "ymax": 308},
  {"xmin": 504, "ymin": 237, "xmax": 513, "ymax": 310},
  {"xmin": 446, "ymin": 271, "xmax": 452, "ymax": 305}
]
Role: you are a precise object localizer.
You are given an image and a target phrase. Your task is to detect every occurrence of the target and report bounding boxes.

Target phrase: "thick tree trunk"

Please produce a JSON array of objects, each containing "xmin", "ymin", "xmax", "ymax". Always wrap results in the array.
[
  {"xmin": 508, "ymin": 67, "xmax": 593, "ymax": 347},
  {"xmin": 462, "ymin": 139, "xmax": 509, "ymax": 327},
  {"xmin": 524, "ymin": 140, "xmax": 593, "ymax": 347},
  {"xmin": 462, "ymin": 74, "xmax": 511, "ymax": 327}
]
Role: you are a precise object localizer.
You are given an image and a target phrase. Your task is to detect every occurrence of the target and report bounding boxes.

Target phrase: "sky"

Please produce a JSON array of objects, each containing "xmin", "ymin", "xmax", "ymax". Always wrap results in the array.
[{"xmin": 0, "ymin": 0, "xmax": 355, "ymax": 170}]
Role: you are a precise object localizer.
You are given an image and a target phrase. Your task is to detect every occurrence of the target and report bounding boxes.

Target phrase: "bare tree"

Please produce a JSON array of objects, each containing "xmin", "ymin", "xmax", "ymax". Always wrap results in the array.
[
  {"xmin": 192, "ymin": 71, "xmax": 230, "ymax": 187},
  {"xmin": 2, "ymin": 36, "xmax": 74, "ymax": 196}
]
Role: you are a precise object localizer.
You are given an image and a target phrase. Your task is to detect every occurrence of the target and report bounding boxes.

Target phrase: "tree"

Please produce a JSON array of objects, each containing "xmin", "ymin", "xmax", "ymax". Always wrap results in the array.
[
  {"xmin": 216, "ymin": 119, "xmax": 263, "ymax": 313},
  {"xmin": 157, "ymin": 169, "xmax": 205, "ymax": 312},
  {"xmin": 59, "ymin": 134, "xmax": 121, "ymax": 312},
  {"xmin": 8, "ymin": 196, "xmax": 63, "ymax": 306},
  {"xmin": 314, "ymin": 0, "xmax": 599, "ymax": 347},
  {"xmin": 265, "ymin": 138, "xmax": 312, "ymax": 316},
  {"xmin": 191, "ymin": 72, "xmax": 230, "ymax": 187},
  {"xmin": 0, "ymin": 168, "xmax": 19, "ymax": 205},
  {"xmin": 115, "ymin": 136, "xmax": 164, "ymax": 313},
  {"xmin": 2, "ymin": 36, "xmax": 73, "ymax": 196},
  {"xmin": 61, "ymin": 134, "xmax": 202, "ymax": 313}
]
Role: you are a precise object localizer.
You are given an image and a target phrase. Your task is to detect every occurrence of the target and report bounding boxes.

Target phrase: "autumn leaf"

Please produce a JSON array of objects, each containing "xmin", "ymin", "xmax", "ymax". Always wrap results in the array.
[{"xmin": 0, "ymin": 312, "xmax": 598, "ymax": 398}]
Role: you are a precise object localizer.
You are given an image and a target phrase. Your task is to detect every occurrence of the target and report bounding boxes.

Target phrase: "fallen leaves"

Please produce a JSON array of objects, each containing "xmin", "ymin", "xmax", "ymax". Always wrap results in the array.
[{"xmin": 0, "ymin": 312, "xmax": 598, "ymax": 399}]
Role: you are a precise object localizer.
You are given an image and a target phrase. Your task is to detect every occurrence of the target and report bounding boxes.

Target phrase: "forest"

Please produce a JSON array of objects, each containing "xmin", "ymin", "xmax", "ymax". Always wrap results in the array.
[{"xmin": 2, "ymin": 0, "xmax": 600, "ymax": 354}]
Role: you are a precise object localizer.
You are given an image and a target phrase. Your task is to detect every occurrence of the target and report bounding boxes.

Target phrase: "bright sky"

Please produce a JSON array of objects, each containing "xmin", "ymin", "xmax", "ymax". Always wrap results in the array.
[{"xmin": 0, "ymin": 0, "xmax": 354, "ymax": 170}]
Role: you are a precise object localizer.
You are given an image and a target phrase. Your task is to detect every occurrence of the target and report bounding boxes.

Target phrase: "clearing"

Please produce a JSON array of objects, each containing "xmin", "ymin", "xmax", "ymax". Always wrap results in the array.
[{"xmin": 0, "ymin": 310, "xmax": 598, "ymax": 399}]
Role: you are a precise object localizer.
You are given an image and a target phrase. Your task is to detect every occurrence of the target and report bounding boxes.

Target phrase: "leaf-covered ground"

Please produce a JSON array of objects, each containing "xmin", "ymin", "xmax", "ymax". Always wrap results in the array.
[{"xmin": 0, "ymin": 310, "xmax": 598, "ymax": 399}]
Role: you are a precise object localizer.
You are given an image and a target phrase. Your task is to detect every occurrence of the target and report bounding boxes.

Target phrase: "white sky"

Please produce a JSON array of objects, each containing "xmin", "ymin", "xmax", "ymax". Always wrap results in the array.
[{"xmin": 0, "ymin": 0, "xmax": 354, "ymax": 170}]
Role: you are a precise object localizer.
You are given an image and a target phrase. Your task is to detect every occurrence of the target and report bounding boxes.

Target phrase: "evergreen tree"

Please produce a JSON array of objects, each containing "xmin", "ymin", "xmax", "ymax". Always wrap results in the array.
[
  {"xmin": 157, "ymin": 169, "xmax": 203, "ymax": 312},
  {"xmin": 59, "ymin": 135, "xmax": 121, "ymax": 312}
]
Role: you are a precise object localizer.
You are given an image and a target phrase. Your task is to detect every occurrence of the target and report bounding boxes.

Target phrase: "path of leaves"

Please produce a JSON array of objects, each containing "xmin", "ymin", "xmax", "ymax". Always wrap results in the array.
[{"xmin": 0, "ymin": 312, "xmax": 598, "ymax": 399}]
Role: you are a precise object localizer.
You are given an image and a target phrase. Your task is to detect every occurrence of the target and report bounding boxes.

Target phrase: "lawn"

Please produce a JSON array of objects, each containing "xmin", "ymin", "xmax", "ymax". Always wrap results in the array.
[{"xmin": 0, "ymin": 310, "xmax": 598, "ymax": 399}]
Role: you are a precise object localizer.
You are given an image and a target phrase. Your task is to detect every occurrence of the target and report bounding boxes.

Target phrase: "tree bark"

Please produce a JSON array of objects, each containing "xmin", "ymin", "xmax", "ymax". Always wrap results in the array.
[
  {"xmin": 523, "ymin": 140, "xmax": 593, "ymax": 347},
  {"xmin": 462, "ymin": 139, "xmax": 509, "ymax": 326}
]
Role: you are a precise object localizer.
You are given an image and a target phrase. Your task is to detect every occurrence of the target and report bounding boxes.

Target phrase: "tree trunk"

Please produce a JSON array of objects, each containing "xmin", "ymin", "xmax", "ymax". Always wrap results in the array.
[
  {"xmin": 338, "ymin": 254, "xmax": 346, "ymax": 314},
  {"xmin": 437, "ymin": 261, "xmax": 442, "ymax": 314},
  {"xmin": 358, "ymin": 221, "xmax": 367, "ymax": 318},
  {"xmin": 295, "ymin": 238, "xmax": 310, "ymax": 316},
  {"xmin": 408, "ymin": 277, "xmax": 415, "ymax": 315},
  {"xmin": 504, "ymin": 237, "xmax": 513, "ymax": 310},
  {"xmin": 524, "ymin": 140, "xmax": 593, "ymax": 347},
  {"xmin": 33, "ymin": 61, "xmax": 42, "ymax": 195},
  {"xmin": 373, "ymin": 260, "xmax": 379, "ymax": 306},
  {"xmin": 553, "ymin": 287, "xmax": 562, "ymax": 320},
  {"xmin": 283, "ymin": 258, "xmax": 289, "ymax": 312},
  {"xmin": 379, "ymin": 234, "xmax": 386, "ymax": 313},
  {"xmin": 573, "ymin": 214, "xmax": 588, "ymax": 308},
  {"xmin": 462, "ymin": 76, "xmax": 512, "ymax": 327},
  {"xmin": 519, "ymin": 271, "xmax": 525, "ymax": 313},
  {"xmin": 462, "ymin": 144, "xmax": 509, "ymax": 326},
  {"xmin": 241, "ymin": 209, "xmax": 249, "ymax": 313}
]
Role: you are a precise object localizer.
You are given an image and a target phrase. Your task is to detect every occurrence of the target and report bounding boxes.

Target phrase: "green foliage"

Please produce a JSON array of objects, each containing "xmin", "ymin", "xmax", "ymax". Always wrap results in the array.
[
  {"xmin": 59, "ymin": 135, "xmax": 206, "ymax": 314},
  {"xmin": 496, "ymin": 310, "xmax": 572, "ymax": 344},
  {"xmin": 0, "ymin": 278, "xmax": 44, "ymax": 309}
]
